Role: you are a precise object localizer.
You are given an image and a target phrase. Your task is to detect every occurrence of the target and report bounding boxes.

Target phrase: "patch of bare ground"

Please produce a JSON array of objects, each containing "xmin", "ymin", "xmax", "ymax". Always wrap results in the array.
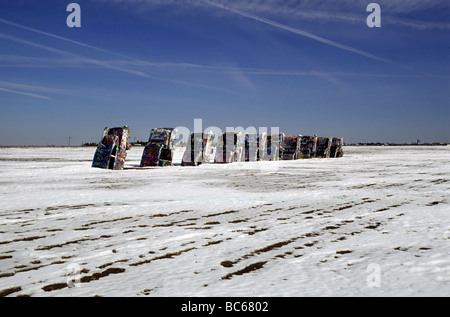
[
  {"xmin": 1, "ymin": 208, "xmax": 37, "ymax": 217},
  {"xmin": 364, "ymin": 222, "xmax": 382, "ymax": 229},
  {"xmin": 228, "ymin": 218, "xmax": 250, "ymax": 224},
  {"xmin": 42, "ymin": 283, "xmax": 68, "ymax": 292},
  {"xmin": 149, "ymin": 209, "xmax": 194, "ymax": 219},
  {"xmin": 203, "ymin": 210, "xmax": 239, "ymax": 218},
  {"xmin": 220, "ymin": 237, "xmax": 301, "ymax": 269},
  {"xmin": 129, "ymin": 247, "xmax": 196, "ymax": 266},
  {"xmin": 81, "ymin": 216, "xmax": 133, "ymax": 228},
  {"xmin": 35, "ymin": 235, "xmax": 113, "ymax": 250},
  {"xmin": 204, "ymin": 221, "xmax": 220, "ymax": 225},
  {"xmin": 202, "ymin": 240, "xmax": 223, "ymax": 247},
  {"xmin": 80, "ymin": 267, "xmax": 125, "ymax": 283},
  {"xmin": 240, "ymin": 227, "xmax": 268, "ymax": 236},
  {"xmin": 153, "ymin": 221, "xmax": 182, "ymax": 228},
  {"xmin": 301, "ymin": 209, "xmax": 320, "ymax": 215},
  {"xmin": 336, "ymin": 250, "xmax": 353, "ymax": 255},
  {"xmin": 0, "ymin": 236, "xmax": 46, "ymax": 245},
  {"xmin": 46, "ymin": 228, "xmax": 63, "ymax": 232},
  {"xmin": 304, "ymin": 241, "xmax": 318, "ymax": 247},
  {"xmin": 254, "ymin": 241, "xmax": 293, "ymax": 253},
  {"xmin": 0, "ymin": 286, "xmax": 22, "ymax": 297},
  {"xmin": 221, "ymin": 261, "xmax": 267, "ymax": 280},
  {"xmin": 333, "ymin": 204, "xmax": 354, "ymax": 211},
  {"xmin": 98, "ymin": 259, "xmax": 129, "ymax": 269},
  {"xmin": 220, "ymin": 260, "xmax": 234, "ymax": 268},
  {"xmin": 426, "ymin": 201, "xmax": 445, "ymax": 206},
  {"xmin": 140, "ymin": 288, "xmax": 153, "ymax": 295},
  {"xmin": 14, "ymin": 260, "xmax": 65, "ymax": 274},
  {"xmin": 45, "ymin": 204, "xmax": 97, "ymax": 211},
  {"xmin": 42, "ymin": 267, "xmax": 126, "ymax": 292},
  {"xmin": 430, "ymin": 178, "xmax": 448, "ymax": 184}
]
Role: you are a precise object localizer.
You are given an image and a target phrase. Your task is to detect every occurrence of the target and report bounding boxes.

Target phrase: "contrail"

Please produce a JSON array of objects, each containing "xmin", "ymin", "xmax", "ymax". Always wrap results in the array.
[
  {"xmin": 0, "ymin": 18, "xmax": 122, "ymax": 57},
  {"xmin": 202, "ymin": 0, "xmax": 406, "ymax": 67},
  {"xmin": 1, "ymin": 7, "xmax": 409, "ymax": 69},
  {"xmin": 0, "ymin": 18, "xmax": 228, "ymax": 72},
  {"xmin": 0, "ymin": 18, "xmax": 219, "ymax": 71},
  {"xmin": 0, "ymin": 33, "xmax": 148, "ymax": 77},
  {"xmin": 0, "ymin": 32, "xmax": 234, "ymax": 93},
  {"xmin": 0, "ymin": 87, "xmax": 52, "ymax": 100}
]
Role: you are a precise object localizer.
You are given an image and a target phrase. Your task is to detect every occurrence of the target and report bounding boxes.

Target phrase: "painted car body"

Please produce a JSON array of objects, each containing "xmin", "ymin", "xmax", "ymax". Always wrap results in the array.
[
  {"xmin": 92, "ymin": 126, "xmax": 131, "ymax": 170},
  {"xmin": 214, "ymin": 132, "xmax": 243, "ymax": 163},
  {"xmin": 299, "ymin": 135, "xmax": 317, "ymax": 159},
  {"xmin": 244, "ymin": 133, "xmax": 263, "ymax": 162},
  {"xmin": 140, "ymin": 128, "xmax": 177, "ymax": 167},
  {"xmin": 330, "ymin": 137, "xmax": 344, "ymax": 158},
  {"xmin": 281, "ymin": 135, "xmax": 301, "ymax": 160},
  {"xmin": 315, "ymin": 137, "xmax": 332, "ymax": 158},
  {"xmin": 262, "ymin": 133, "xmax": 282, "ymax": 161},
  {"xmin": 181, "ymin": 132, "xmax": 214, "ymax": 166}
]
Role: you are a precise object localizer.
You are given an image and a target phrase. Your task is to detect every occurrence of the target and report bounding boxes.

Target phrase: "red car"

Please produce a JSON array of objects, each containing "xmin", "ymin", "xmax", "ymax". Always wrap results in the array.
[
  {"xmin": 140, "ymin": 128, "xmax": 177, "ymax": 167},
  {"xmin": 281, "ymin": 135, "xmax": 301, "ymax": 160}
]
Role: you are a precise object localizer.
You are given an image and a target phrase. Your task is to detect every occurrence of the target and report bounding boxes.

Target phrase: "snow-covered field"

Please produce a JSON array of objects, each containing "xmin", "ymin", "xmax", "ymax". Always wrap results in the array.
[{"xmin": 0, "ymin": 145, "xmax": 449, "ymax": 297}]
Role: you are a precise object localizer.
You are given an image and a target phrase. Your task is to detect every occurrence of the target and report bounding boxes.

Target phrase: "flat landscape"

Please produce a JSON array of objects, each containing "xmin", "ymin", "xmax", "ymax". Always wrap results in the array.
[{"xmin": 0, "ymin": 145, "xmax": 449, "ymax": 297}]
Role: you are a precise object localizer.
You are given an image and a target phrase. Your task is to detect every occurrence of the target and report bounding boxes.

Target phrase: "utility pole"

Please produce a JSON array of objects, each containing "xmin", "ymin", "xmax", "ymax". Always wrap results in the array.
[{"xmin": 69, "ymin": 136, "xmax": 71, "ymax": 147}]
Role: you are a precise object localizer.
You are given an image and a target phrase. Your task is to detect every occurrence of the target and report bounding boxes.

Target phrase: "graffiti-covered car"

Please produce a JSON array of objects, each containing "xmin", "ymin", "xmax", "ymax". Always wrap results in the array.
[
  {"xmin": 257, "ymin": 133, "xmax": 267, "ymax": 161},
  {"xmin": 315, "ymin": 137, "xmax": 332, "ymax": 158},
  {"xmin": 92, "ymin": 126, "xmax": 131, "ymax": 170},
  {"xmin": 140, "ymin": 128, "xmax": 177, "ymax": 167},
  {"xmin": 330, "ymin": 137, "xmax": 344, "ymax": 158},
  {"xmin": 299, "ymin": 135, "xmax": 317, "ymax": 159},
  {"xmin": 214, "ymin": 132, "xmax": 243, "ymax": 163},
  {"xmin": 181, "ymin": 132, "xmax": 214, "ymax": 166},
  {"xmin": 244, "ymin": 133, "xmax": 265, "ymax": 162},
  {"xmin": 281, "ymin": 135, "xmax": 301, "ymax": 160},
  {"xmin": 261, "ymin": 133, "xmax": 282, "ymax": 161}
]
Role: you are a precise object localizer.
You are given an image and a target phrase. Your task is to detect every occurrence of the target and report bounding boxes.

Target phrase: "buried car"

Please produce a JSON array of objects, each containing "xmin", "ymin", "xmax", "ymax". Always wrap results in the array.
[
  {"xmin": 244, "ymin": 133, "xmax": 267, "ymax": 162},
  {"xmin": 315, "ymin": 137, "xmax": 332, "ymax": 158},
  {"xmin": 281, "ymin": 135, "xmax": 301, "ymax": 160},
  {"xmin": 140, "ymin": 128, "xmax": 177, "ymax": 167},
  {"xmin": 261, "ymin": 133, "xmax": 283, "ymax": 161},
  {"xmin": 181, "ymin": 132, "xmax": 214, "ymax": 166},
  {"xmin": 92, "ymin": 126, "xmax": 131, "ymax": 170},
  {"xmin": 330, "ymin": 137, "xmax": 344, "ymax": 158},
  {"xmin": 299, "ymin": 135, "xmax": 317, "ymax": 159},
  {"xmin": 214, "ymin": 132, "xmax": 243, "ymax": 163}
]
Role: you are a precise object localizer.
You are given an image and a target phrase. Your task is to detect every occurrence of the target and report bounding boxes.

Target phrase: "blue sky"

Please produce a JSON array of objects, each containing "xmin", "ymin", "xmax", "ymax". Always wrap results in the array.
[{"xmin": 0, "ymin": 0, "xmax": 449, "ymax": 145}]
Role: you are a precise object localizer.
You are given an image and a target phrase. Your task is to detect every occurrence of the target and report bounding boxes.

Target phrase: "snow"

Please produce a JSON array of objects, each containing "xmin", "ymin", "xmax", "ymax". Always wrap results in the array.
[{"xmin": 0, "ymin": 145, "xmax": 449, "ymax": 297}]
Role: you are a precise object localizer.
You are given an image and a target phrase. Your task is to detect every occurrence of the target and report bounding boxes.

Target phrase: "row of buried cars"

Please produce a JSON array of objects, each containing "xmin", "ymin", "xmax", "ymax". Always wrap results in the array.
[{"xmin": 92, "ymin": 126, "xmax": 344, "ymax": 170}]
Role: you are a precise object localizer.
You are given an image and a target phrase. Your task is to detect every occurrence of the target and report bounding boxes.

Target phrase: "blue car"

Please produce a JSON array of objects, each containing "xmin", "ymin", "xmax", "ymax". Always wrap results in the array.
[{"xmin": 92, "ymin": 126, "xmax": 131, "ymax": 170}]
